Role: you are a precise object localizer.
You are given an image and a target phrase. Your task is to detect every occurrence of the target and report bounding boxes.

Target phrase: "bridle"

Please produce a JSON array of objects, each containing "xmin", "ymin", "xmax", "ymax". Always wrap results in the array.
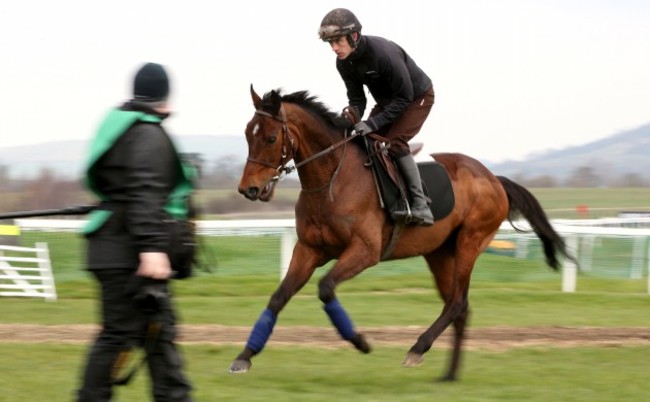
[
  {"xmin": 246, "ymin": 107, "xmax": 296, "ymax": 181},
  {"xmin": 246, "ymin": 106, "xmax": 361, "ymax": 185}
]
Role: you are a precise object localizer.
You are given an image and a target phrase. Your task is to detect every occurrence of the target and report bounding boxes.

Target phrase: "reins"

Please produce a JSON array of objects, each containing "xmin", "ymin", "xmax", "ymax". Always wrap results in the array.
[{"xmin": 249, "ymin": 107, "xmax": 360, "ymax": 186}]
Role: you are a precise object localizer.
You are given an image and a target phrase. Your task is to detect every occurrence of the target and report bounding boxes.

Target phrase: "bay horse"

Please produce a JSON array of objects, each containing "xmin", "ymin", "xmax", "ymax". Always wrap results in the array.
[{"xmin": 229, "ymin": 86, "xmax": 573, "ymax": 381}]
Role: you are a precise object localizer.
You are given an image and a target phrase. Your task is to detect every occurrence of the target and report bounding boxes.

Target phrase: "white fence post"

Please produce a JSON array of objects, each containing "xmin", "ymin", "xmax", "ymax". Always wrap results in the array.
[
  {"xmin": 562, "ymin": 235, "xmax": 579, "ymax": 293},
  {"xmin": 579, "ymin": 235, "xmax": 595, "ymax": 272},
  {"xmin": 280, "ymin": 229, "xmax": 296, "ymax": 280},
  {"xmin": 35, "ymin": 242, "xmax": 57, "ymax": 300},
  {"xmin": 647, "ymin": 241, "xmax": 650, "ymax": 295},
  {"xmin": 630, "ymin": 237, "xmax": 644, "ymax": 279}
]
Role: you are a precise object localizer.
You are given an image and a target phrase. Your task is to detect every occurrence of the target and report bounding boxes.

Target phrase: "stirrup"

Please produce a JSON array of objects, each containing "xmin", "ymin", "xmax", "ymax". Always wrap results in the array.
[
  {"xmin": 391, "ymin": 205, "xmax": 434, "ymax": 226},
  {"xmin": 409, "ymin": 201, "xmax": 434, "ymax": 226},
  {"xmin": 411, "ymin": 213, "xmax": 434, "ymax": 226}
]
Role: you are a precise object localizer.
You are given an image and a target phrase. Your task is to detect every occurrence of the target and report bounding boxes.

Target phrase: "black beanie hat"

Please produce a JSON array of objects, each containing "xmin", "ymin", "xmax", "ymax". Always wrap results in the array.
[{"xmin": 133, "ymin": 62, "xmax": 170, "ymax": 102}]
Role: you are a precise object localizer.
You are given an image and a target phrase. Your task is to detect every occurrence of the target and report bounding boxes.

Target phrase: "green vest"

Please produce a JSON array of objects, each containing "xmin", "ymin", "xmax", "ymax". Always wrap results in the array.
[{"xmin": 83, "ymin": 109, "xmax": 197, "ymax": 234}]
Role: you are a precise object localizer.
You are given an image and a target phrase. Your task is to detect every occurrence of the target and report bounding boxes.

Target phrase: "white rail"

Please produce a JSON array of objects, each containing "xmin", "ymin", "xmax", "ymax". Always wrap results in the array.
[
  {"xmin": 12, "ymin": 217, "xmax": 650, "ymax": 294},
  {"xmin": 0, "ymin": 243, "xmax": 56, "ymax": 301}
]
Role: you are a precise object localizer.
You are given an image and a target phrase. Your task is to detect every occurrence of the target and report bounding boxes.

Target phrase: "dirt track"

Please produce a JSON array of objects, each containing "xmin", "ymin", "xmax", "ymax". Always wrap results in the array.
[{"xmin": 1, "ymin": 324, "xmax": 649, "ymax": 350}]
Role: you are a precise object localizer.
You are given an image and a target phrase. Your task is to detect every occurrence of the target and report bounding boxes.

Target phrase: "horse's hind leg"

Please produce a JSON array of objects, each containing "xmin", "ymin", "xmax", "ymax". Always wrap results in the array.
[
  {"xmin": 403, "ymin": 245, "xmax": 473, "ymax": 382},
  {"xmin": 444, "ymin": 298, "xmax": 470, "ymax": 381}
]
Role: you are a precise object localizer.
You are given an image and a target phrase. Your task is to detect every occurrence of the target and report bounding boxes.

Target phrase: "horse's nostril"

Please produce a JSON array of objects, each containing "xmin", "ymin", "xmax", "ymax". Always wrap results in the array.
[{"xmin": 245, "ymin": 187, "xmax": 259, "ymax": 200}]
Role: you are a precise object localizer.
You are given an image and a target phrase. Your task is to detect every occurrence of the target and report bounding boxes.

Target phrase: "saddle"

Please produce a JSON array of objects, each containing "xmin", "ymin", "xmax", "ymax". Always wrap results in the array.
[
  {"xmin": 360, "ymin": 134, "xmax": 455, "ymax": 225},
  {"xmin": 341, "ymin": 106, "xmax": 454, "ymax": 226}
]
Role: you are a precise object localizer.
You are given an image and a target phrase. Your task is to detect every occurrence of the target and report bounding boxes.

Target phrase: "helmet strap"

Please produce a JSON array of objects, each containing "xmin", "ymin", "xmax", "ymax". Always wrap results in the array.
[{"xmin": 347, "ymin": 32, "xmax": 359, "ymax": 48}]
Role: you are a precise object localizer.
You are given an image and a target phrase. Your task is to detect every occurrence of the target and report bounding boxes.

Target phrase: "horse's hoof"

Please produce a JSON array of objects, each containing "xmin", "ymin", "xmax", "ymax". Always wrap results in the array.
[
  {"xmin": 228, "ymin": 359, "xmax": 252, "ymax": 374},
  {"xmin": 351, "ymin": 333, "xmax": 372, "ymax": 354},
  {"xmin": 402, "ymin": 352, "xmax": 424, "ymax": 367},
  {"xmin": 436, "ymin": 375, "xmax": 457, "ymax": 382}
]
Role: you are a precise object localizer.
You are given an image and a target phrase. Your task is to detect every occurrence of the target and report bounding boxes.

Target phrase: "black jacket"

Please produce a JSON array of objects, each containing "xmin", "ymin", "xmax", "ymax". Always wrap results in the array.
[
  {"xmin": 85, "ymin": 101, "xmax": 185, "ymax": 270},
  {"xmin": 336, "ymin": 35, "xmax": 432, "ymax": 130}
]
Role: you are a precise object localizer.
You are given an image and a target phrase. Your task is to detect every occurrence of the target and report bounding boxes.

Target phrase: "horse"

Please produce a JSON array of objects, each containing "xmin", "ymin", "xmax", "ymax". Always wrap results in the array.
[{"xmin": 229, "ymin": 85, "xmax": 574, "ymax": 381}]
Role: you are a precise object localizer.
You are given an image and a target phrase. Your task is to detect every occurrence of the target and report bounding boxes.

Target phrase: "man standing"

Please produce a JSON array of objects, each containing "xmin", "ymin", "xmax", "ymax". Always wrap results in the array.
[
  {"xmin": 319, "ymin": 8, "xmax": 435, "ymax": 226},
  {"xmin": 76, "ymin": 62, "xmax": 195, "ymax": 402}
]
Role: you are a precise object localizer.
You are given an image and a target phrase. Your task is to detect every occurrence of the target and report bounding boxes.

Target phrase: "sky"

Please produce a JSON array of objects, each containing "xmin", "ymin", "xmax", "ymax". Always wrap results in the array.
[{"xmin": 1, "ymin": 0, "xmax": 649, "ymax": 163}]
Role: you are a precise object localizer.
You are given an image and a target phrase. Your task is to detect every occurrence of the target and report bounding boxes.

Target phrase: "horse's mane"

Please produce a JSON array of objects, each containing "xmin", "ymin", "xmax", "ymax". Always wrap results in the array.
[{"xmin": 261, "ymin": 89, "xmax": 349, "ymax": 130}]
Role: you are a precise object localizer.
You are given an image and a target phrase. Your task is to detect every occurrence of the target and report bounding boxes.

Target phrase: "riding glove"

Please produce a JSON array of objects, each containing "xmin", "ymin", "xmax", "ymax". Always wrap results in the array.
[
  {"xmin": 341, "ymin": 106, "xmax": 361, "ymax": 127},
  {"xmin": 354, "ymin": 121, "xmax": 374, "ymax": 136}
]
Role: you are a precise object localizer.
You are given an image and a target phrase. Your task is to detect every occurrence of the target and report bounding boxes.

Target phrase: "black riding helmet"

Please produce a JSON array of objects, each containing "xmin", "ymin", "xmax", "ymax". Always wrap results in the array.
[{"xmin": 318, "ymin": 8, "xmax": 362, "ymax": 47}]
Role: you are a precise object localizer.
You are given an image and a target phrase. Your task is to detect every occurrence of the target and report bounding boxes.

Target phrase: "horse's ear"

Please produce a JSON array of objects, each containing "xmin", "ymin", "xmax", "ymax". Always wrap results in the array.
[
  {"xmin": 268, "ymin": 90, "xmax": 281, "ymax": 116},
  {"xmin": 250, "ymin": 84, "xmax": 262, "ymax": 109}
]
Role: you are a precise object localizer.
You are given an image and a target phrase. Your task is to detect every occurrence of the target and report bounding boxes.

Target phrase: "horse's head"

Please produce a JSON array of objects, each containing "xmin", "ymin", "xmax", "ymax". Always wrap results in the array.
[
  {"xmin": 238, "ymin": 85, "xmax": 294, "ymax": 202},
  {"xmin": 238, "ymin": 85, "xmax": 352, "ymax": 202}
]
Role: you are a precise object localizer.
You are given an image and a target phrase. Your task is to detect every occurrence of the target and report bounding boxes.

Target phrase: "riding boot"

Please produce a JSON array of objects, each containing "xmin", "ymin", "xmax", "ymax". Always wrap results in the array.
[{"xmin": 394, "ymin": 154, "xmax": 434, "ymax": 226}]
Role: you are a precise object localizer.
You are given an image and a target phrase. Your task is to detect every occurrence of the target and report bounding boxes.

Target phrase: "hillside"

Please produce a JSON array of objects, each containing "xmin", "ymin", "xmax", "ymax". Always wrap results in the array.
[
  {"xmin": 0, "ymin": 135, "xmax": 248, "ymax": 178},
  {"xmin": 1, "ymin": 123, "xmax": 649, "ymax": 181},
  {"xmin": 487, "ymin": 123, "xmax": 650, "ymax": 181}
]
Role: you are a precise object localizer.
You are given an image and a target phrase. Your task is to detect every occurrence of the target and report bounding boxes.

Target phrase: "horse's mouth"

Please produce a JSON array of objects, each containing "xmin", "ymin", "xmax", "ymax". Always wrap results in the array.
[
  {"xmin": 259, "ymin": 179, "xmax": 277, "ymax": 202},
  {"xmin": 240, "ymin": 177, "xmax": 278, "ymax": 202}
]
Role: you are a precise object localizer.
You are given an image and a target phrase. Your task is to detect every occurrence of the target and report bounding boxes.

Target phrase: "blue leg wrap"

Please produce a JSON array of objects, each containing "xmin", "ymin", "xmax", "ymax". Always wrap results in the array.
[
  {"xmin": 323, "ymin": 299, "xmax": 356, "ymax": 340},
  {"xmin": 245, "ymin": 309, "xmax": 277, "ymax": 353}
]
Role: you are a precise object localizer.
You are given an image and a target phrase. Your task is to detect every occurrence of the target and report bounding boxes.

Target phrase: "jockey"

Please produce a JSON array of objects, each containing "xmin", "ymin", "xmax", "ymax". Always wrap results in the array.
[{"xmin": 318, "ymin": 8, "xmax": 435, "ymax": 226}]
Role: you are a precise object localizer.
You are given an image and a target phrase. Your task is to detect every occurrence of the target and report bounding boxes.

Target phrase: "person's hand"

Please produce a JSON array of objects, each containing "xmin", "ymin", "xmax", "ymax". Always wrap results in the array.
[
  {"xmin": 137, "ymin": 252, "xmax": 172, "ymax": 280},
  {"xmin": 354, "ymin": 121, "xmax": 373, "ymax": 136},
  {"xmin": 341, "ymin": 106, "xmax": 360, "ymax": 127}
]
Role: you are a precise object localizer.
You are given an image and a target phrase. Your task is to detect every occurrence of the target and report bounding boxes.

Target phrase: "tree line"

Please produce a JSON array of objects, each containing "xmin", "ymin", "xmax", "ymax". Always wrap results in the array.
[{"xmin": 0, "ymin": 161, "xmax": 647, "ymax": 216}]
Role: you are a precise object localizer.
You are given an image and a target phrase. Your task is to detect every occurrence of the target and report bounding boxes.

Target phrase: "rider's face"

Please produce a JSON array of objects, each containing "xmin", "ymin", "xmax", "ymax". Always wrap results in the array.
[{"xmin": 327, "ymin": 36, "xmax": 355, "ymax": 60}]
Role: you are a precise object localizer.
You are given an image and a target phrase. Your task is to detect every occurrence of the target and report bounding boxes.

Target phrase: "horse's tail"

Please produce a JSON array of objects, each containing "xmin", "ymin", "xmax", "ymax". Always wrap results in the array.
[{"xmin": 497, "ymin": 176, "xmax": 577, "ymax": 270}]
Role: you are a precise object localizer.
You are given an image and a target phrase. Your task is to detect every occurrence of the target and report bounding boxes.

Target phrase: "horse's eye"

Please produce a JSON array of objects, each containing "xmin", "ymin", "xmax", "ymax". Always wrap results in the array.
[{"xmin": 267, "ymin": 136, "xmax": 277, "ymax": 144}]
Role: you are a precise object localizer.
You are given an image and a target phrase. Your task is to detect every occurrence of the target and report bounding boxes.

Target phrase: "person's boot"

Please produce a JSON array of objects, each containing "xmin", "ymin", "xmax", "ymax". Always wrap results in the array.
[{"xmin": 394, "ymin": 154, "xmax": 434, "ymax": 226}]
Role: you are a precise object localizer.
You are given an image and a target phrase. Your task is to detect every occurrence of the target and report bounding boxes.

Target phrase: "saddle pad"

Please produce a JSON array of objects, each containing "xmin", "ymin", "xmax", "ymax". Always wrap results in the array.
[{"xmin": 418, "ymin": 161, "xmax": 455, "ymax": 221}]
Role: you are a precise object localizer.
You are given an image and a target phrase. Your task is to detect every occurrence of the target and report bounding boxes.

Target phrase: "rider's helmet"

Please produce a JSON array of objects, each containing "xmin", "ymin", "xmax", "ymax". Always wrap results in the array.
[{"xmin": 318, "ymin": 8, "xmax": 362, "ymax": 47}]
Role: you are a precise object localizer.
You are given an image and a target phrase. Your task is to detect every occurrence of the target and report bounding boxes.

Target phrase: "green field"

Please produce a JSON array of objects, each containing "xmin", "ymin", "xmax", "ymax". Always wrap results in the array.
[
  {"xmin": 196, "ymin": 186, "xmax": 650, "ymax": 219},
  {"xmin": 1, "ymin": 343, "xmax": 648, "ymax": 402},
  {"xmin": 2, "ymin": 252, "xmax": 650, "ymax": 401},
  {"xmin": 527, "ymin": 187, "xmax": 650, "ymax": 218}
]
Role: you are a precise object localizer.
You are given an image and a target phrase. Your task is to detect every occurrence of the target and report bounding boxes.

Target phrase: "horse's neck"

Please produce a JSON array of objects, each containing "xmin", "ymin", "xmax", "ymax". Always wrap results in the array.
[
  {"xmin": 285, "ymin": 112, "xmax": 380, "ymax": 229},
  {"xmin": 287, "ymin": 109, "xmax": 343, "ymax": 183},
  {"xmin": 285, "ymin": 105, "xmax": 336, "ymax": 181},
  {"xmin": 294, "ymin": 129, "xmax": 374, "ymax": 203},
  {"xmin": 293, "ymin": 129, "xmax": 337, "ymax": 185}
]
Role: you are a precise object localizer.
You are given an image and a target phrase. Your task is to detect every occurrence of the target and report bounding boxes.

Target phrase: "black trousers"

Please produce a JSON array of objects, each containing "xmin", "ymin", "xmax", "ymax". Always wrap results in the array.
[{"xmin": 76, "ymin": 269, "xmax": 192, "ymax": 402}]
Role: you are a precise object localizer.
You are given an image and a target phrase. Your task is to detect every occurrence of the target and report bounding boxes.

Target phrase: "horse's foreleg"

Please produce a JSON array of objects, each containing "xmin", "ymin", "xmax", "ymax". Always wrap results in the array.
[
  {"xmin": 318, "ymin": 241, "xmax": 379, "ymax": 353},
  {"xmin": 229, "ymin": 243, "xmax": 321, "ymax": 374},
  {"xmin": 320, "ymin": 278, "xmax": 372, "ymax": 353},
  {"xmin": 228, "ymin": 309, "xmax": 276, "ymax": 374}
]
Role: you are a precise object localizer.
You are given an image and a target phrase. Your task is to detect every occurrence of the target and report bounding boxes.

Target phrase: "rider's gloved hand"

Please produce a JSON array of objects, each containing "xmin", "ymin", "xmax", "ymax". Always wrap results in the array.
[
  {"xmin": 341, "ymin": 106, "xmax": 360, "ymax": 127},
  {"xmin": 354, "ymin": 121, "xmax": 374, "ymax": 136}
]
